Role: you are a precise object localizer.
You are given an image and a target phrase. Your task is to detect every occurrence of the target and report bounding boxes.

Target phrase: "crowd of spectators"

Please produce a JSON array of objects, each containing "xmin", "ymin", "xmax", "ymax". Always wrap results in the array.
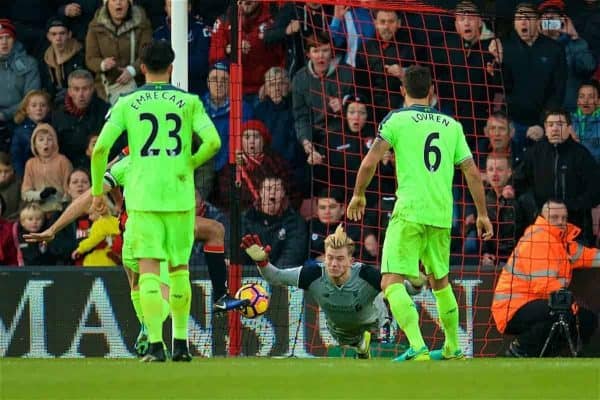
[{"xmin": 0, "ymin": 0, "xmax": 598, "ymax": 271}]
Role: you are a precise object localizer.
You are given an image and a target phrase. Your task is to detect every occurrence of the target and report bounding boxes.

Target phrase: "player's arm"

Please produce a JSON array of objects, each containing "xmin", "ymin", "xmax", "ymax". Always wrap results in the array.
[
  {"xmin": 191, "ymin": 99, "xmax": 221, "ymax": 169},
  {"xmin": 23, "ymin": 184, "xmax": 111, "ymax": 243},
  {"xmin": 91, "ymin": 106, "xmax": 124, "ymax": 197},
  {"xmin": 241, "ymin": 234, "xmax": 312, "ymax": 288},
  {"xmin": 347, "ymin": 137, "xmax": 390, "ymax": 221},
  {"xmin": 460, "ymin": 157, "xmax": 493, "ymax": 240}
]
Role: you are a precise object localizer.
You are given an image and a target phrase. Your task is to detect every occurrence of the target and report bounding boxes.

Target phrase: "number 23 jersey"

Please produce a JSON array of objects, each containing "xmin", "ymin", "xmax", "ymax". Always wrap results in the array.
[
  {"xmin": 378, "ymin": 104, "xmax": 472, "ymax": 228},
  {"xmin": 105, "ymin": 83, "xmax": 215, "ymax": 212}
]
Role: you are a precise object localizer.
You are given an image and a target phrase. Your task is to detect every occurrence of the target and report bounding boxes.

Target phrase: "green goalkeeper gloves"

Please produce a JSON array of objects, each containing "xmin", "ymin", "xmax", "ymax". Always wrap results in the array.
[{"xmin": 240, "ymin": 234, "xmax": 271, "ymax": 268}]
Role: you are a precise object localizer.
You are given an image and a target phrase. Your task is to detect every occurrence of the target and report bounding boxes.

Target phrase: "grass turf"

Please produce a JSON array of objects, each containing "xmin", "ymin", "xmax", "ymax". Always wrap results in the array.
[{"xmin": 0, "ymin": 358, "xmax": 598, "ymax": 399}]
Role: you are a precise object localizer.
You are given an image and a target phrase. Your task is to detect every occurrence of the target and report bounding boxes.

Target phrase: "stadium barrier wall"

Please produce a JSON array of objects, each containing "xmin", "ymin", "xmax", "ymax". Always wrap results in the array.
[{"xmin": 1, "ymin": 266, "xmax": 597, "ymax": 358}]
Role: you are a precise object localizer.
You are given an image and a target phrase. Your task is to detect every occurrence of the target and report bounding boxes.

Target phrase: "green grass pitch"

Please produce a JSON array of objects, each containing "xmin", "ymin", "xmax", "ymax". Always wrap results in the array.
[{"xmin": 1, "ymin": 358, "xmax": 598, "ymax": 399}]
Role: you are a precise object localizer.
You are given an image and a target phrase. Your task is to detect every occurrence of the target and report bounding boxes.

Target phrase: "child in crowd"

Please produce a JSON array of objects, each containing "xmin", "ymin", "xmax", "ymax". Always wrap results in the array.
[
  {"xmin": 11, "ymin": 91, "xmax": 52, "ymax": 176},
  {"xmin": 71, "ymin": 206, "xmax": 120, "ymax": 267},
  {"xmin": 15, "ymin": 202, "xmax": 54, "ymax": 266},
  {"xmin": 21, "ymin": 123, "xmax": 72, "ymax": 210},
  {"xmin": 0, "ymin": 152, "xmax": 22, "ymax": 220}
]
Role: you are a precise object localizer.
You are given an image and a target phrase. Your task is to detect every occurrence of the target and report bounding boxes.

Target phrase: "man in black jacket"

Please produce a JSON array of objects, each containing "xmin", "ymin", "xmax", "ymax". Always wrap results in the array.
[
  {"xmin": 491, "ymin": 3, "xmax": 567, "ymax": 155},
  {"xmin": 241, "ymin": 176, "xmax": 307, "ymax": 268},
  {"xmin": 355, "ymin": 9, "xmax": 418, "ymax": 123},
  {"xmin": 431, "ymin": 1, "xmax": 501, "ymax": 145},
  {"xmin": 513, "ymin": 108, "xmax": 600, "ymax": 245},
  {"xmin": 51, "ymin": 69, "xmax": 123, "ymax": 168}
]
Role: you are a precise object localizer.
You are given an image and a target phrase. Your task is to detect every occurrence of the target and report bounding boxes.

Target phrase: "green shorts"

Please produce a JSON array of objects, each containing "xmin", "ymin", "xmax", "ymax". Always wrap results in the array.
[
  {"xmin": 122, "ymin": 227, "xmax": 170, "ymax": 285},
  {"xmin": 381, "ymin": 217, "xmax": 450, "ymax": 280},
  {"xmin": 126, "ymin": 209, "xmax": 195, "ymax": 268}
]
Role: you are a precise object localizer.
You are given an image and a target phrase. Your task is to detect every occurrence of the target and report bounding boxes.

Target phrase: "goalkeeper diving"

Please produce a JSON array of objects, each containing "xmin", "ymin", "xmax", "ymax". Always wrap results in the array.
[{"xmin": 241, "ymin": 225, "xmax": 424, "ymax": 359}]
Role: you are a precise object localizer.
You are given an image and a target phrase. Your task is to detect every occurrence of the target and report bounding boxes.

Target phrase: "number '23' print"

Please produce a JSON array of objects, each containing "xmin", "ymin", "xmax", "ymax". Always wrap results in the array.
[{"xmin": 139, "ymin": 113, "xmax": 182, "ymax": 157}]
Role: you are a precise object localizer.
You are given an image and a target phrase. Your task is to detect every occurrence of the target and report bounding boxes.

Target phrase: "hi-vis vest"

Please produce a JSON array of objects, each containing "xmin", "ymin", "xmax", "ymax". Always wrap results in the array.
[{"xmin": 491, "ymin": 216, "xmax": 599, "ymax": 333}]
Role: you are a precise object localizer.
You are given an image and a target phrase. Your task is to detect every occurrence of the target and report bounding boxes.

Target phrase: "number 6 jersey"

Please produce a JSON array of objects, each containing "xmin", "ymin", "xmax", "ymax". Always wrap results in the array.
[{"xmin": 378, "ymin": 104, "xmax": 472, "ymax": 228}]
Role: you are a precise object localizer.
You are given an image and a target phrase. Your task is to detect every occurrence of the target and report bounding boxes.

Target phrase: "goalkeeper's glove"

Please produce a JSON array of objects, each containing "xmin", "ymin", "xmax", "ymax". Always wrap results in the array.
[{"xmin": 240, "ymin": 234, "xmax": 271, "ymax": 268}]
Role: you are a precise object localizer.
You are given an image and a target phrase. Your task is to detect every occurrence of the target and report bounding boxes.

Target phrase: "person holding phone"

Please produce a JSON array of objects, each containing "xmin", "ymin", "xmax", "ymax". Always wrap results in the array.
[{"xmin": 539, "ymin": 3, "xmax": 597, "ymax": 112}]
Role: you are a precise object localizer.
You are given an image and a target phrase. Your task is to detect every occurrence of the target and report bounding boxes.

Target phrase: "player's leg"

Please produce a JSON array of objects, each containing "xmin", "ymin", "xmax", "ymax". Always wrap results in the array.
[
  {"xmin": 129, "ymin": 211, "xmax": 168, "ymax": 362},
  {"xmin": 122, "ymin": 227, "xmax": 170, "ymax": 357},
  {"xmin": 381, "ymin": 218, "xmax": 429, "ymax": 361},
  {"xmin": 166, "ymin": 210, "xmax": 196, "ymax": 361},
  {"xmin": 422, "ymin": 226, "xmax": 463, "ymax": 360},
  {"xmin": 195, "ymin": 216, "xmax": 248, "ymax": 311}
]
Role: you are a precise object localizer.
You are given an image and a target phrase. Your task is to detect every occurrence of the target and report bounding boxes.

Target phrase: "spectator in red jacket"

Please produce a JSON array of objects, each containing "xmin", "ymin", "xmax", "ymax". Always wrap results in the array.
[{"xmin": 209, "ymin": 1, "xmax": 284, "ymax": 104}]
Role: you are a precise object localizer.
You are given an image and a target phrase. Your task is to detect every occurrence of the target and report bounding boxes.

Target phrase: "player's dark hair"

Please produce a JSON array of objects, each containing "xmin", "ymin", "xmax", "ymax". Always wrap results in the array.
[
  {"xmin": 402, "ymin": 65, "xmax": 432, "ymax": 99},
  {"xmin": 543, "ymin": 108, "xmax": 571, "ymax": 126},
  {"xmin": 141, "ymin": 40, "xmax": 175, "ymax": 73}
]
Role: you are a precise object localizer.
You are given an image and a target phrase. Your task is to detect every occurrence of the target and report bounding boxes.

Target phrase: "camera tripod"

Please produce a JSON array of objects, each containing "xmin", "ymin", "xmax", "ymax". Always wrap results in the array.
[{"xmin": 539, "ymin": 311, "xmax": 580, "ymax": 357}]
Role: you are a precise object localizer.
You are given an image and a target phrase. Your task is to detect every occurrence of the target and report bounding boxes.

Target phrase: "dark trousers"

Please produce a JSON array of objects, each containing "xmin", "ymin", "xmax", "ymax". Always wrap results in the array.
[{"xmin": 505, "ymin": 299, "xmax": 598, "ymax": 357}]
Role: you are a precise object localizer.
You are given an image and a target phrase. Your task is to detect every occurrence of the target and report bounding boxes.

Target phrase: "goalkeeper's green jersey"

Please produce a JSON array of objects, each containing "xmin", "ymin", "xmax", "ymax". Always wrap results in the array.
[
  {"xmin": 378, "ymin": 104, "xmax": 472, "ymax": 228},
  {"xmin": 92, "ymin": 82, "xmax": 220, "ymax": 212}
]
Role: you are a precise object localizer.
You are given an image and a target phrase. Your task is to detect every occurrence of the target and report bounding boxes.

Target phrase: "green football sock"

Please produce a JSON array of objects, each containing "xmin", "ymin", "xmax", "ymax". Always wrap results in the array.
[
  {"xmin": 169, "ymin": 270, "xmax": 191, "ymax": 340},
  {"xmin": 384, "ymin": 282, "xmax": 426, "ymax": 350},
  {"xmin": 130, "ymin": 290, "xmax": 143, "ymax": 325},
  {"xmin": 139, "ymin": 273, "xmax": 164, "ymax": 343},
  {"xmin": 161, "ymin": 298, "xmax": 170, "ymax": 322},
  {"xmin": 433, "ymin": 284, "xmax": 460, "ymax": 353}
]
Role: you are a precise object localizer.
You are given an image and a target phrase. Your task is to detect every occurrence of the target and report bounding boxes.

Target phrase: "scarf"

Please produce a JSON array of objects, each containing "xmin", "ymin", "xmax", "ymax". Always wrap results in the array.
[{"xmin": 64, "ymin": 94, "xmax": 87, "ymax": 118}]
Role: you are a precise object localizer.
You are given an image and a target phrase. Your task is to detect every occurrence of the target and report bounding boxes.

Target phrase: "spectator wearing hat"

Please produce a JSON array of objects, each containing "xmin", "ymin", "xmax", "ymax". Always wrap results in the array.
[
  {"xmin": 489, "ymin": 3, "xmax": 567, "ymax": 156},
  {"xmin": 153, "ymin": 0, "xmax": 212, "ymax": 97},
  {"xmin": 0, "ymin": 19, "xmax": 40, "ymax": 152},
  {"xmin": 58, "ymin": 1, "xmax": 103, "ymax": 43},
  {"xmin": 41, "ymin": 17, "xmax": 86, "ymax": 104},
  {"xmin": 215, "ymin": 119, "xmax": 295, "ymax": 212},
  {"xmin": 538, "ymin": 2, "xmax": 597, "ymax": 111},
  {"xmin": 431, "ymin": 1, "xmax": 502, "ymax": 145},
  {"xmin": 202, "ymin": 62, "xmax": 254, "ymax": 174}
]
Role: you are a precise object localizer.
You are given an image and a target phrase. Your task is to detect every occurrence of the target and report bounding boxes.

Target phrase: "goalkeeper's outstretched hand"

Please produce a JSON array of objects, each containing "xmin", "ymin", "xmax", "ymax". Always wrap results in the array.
[{"xmin": 240, "ymin": 234, "xmax": 271, "ymax": 268}]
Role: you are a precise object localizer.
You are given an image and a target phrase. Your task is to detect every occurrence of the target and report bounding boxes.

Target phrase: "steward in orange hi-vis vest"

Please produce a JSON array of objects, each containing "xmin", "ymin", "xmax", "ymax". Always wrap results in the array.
[{"xmin": 492, "ymin": 215, "xmax": 599, "ymax": 334}]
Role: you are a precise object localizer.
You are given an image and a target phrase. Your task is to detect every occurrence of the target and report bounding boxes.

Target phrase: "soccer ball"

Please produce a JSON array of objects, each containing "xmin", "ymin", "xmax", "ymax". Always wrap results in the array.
[{"xmin": 235, "ymin": 283, "xmax": 270, "ymax": 318}]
